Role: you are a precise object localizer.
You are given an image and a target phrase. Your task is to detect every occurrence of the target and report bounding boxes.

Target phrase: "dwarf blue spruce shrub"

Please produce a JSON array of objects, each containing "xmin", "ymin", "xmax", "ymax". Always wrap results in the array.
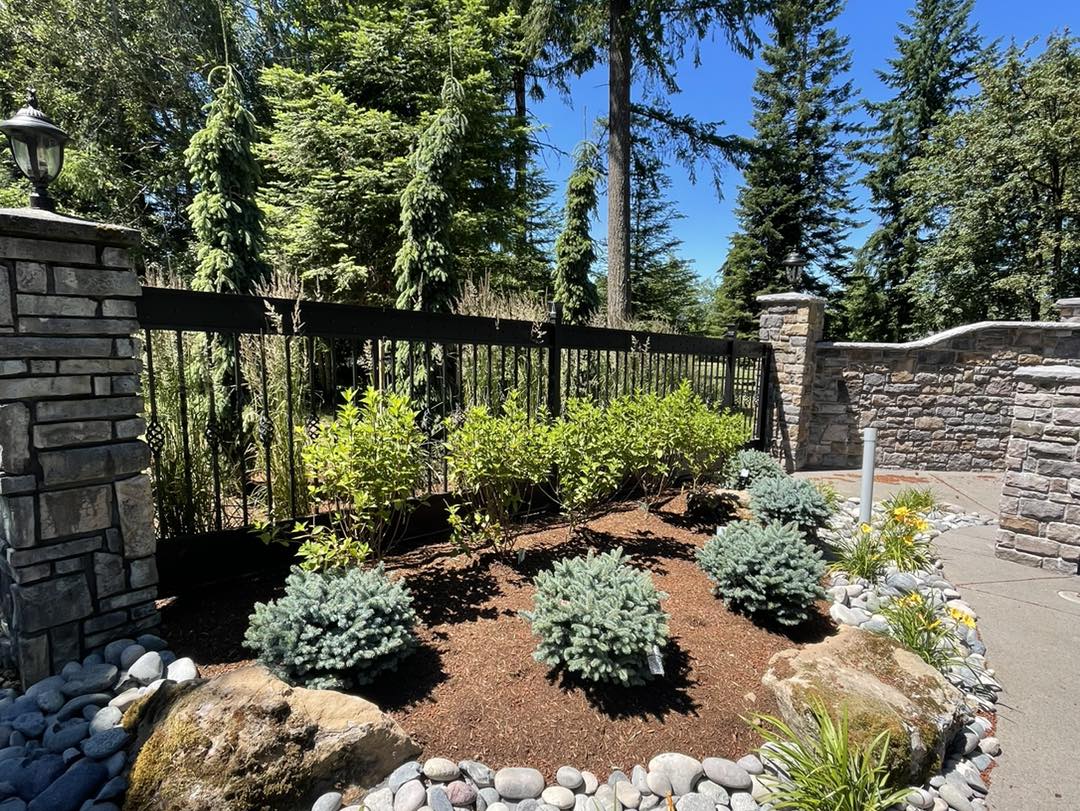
[
  {"xmin": 523, "ymin": 547, "xmax": 669, "ymax": 686},
  {"xmin": 722, "ymin": 448, "xmax": 786, "ymax": 488},
  {"xmin": 698, "ymin": 521, "xmax": 825, "ymax": 626},
  {"xmin": 244, "ymin": 564, "xmax": 417, "ymax": 689},
  {"xmin": 749, "ymin": 475, "xmax": 832, "ymax": 537}
]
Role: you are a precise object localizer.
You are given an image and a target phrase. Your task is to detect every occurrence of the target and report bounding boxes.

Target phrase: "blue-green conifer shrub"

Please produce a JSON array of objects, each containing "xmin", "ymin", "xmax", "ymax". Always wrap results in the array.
[
  {"xmin": 749, "ymin": 476, "xmax": 833, "ymax": 536},
  {"xmin": 523, "ymin": 548, "xmax": 669, "ymax": 686},
  {"xmin": 244, "ymin": 565, "xmax": 417, "ymax": 689},
  {"xmin": 698, "ymin": 521, "xmax": 825, "ymax": 626},
  {"xmin": 722, "ymin": 448, "xmax": 786, "ymax": 488}
]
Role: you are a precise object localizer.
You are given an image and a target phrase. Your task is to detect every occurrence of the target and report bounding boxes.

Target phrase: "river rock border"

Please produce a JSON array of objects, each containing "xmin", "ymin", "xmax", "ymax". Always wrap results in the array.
[{"xmin": 0, "ymin": 634, "xmax": 198, "ymax": 810}]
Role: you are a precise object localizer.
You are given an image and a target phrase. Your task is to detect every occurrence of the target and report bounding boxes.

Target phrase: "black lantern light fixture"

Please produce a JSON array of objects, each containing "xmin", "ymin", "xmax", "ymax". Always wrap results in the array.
[
  {"xmin": 781, "ymin": 250, "xmax": 807, "ymax": 290},
  {"xmin": 0, "ymin": 89, "xmax": 69, "ymax": 211}
]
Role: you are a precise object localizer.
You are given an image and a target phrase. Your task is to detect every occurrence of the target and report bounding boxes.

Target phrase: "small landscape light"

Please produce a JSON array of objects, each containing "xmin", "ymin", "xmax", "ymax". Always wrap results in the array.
[
  {"xmin": 781, "ymin": 250, "xmax": 807, "ymax": 290},
  {"xmin": 0, "ymin": 88, "xmax": 69, "ymax": 211}
]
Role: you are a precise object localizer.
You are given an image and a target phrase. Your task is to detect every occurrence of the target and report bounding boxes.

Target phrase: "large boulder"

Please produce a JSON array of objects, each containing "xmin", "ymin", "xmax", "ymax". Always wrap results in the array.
[
  {"xmin": 122, "ymin": 665, "xmax": 419, "ymax": 811},
  {"xmin": 761, "ymin": 625, "xmax": 967, "ymax": 785}
]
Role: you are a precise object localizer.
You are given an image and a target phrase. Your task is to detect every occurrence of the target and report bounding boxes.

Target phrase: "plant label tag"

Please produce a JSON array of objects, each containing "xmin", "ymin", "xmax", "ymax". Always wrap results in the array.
[
  {"xmin": 517, "ymin": 549, "xmax": 525, "ymax": 564},
  {"xmin": 647, "ymin": 645, "xmax": 664, "ymax": 676}
]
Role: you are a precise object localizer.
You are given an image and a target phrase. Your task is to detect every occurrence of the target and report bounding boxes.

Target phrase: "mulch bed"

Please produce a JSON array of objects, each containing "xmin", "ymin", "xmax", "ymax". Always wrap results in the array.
[{"xmin": 159, "ymin": 493, "xmax": 833, "ymax": 778}]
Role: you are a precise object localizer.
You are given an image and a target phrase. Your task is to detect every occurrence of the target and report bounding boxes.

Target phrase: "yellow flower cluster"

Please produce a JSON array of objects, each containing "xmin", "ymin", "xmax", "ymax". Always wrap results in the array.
[{"xmin": 947, "ymin": 606, "xmax": 976, "ymax": 628}]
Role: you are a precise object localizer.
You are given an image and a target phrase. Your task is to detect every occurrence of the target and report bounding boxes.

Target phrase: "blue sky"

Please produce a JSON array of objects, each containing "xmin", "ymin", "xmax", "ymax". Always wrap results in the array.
[{"xmin": 532, "ymin": 1, "xmax": 1077, "ymax": 282}]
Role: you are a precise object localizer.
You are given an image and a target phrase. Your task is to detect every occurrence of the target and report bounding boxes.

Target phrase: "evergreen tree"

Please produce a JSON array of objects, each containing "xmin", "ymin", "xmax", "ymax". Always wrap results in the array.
[
  {"xmin": 186, "ymin": 65, "xmax": 268, "ymax": 294},
  {"xmin": 629, "ymin": 135, "xmax": 703, "ymax": 329},
  {"xmin": 527, "ymin": 0, "xmax": 758, "ymax": 324},
  {"xmin": 905, "ymin": 35, "xmax": 1080, "ymax": 330},
  {"xmin": 553, "ymin": 141, "xmax": 601, "ymax": 324},
  {"xmin": 714, "ymin": 0, "xmax": 860, "ymax": 337},
  {"xmin": 394, "ymin": 76, "xmax": 469, "ymax": 313},
  {"xmin": 258, "ymin": 0, "xmax": 542, "ymax": 306},
  {"xmin": 844, "ymin": 0, "xmax": 982, "ymax": 340}
]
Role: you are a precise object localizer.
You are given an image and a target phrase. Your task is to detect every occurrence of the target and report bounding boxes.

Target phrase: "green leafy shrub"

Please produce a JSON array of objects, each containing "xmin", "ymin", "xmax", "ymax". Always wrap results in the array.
[
  {"xmin": 244, "ymin": 564, "xmax": 417, "ymax": 689},
  {"xmin": 749, "ymin": 476, "xmax": 832, "ymax": 537},
  {"xmin": 754, "ymin": 701, "xmax": 909, "ymax": 810},
  {"xmin": 661, "ymin": 382, "xmax": 748, "ymax": 485},
  {"xmin": 812, "ymin": 480, "xmax": 843, "ymax": 512},
  {"xmin": 444, "ymin": 391, "xmax": 552, "ymax": 553},
  {"xmin": 722, "ymin": 448, "xmax": 786, "ymax": 488},
  {"xmin": 301, "ymin": 387, "xmax": 427, "ymax": 559},
  {"xmin": 522, "ymin": 547, "xmax": 669, "ymax": 686},
  {"xmin": 549, "ymin": 398, "xmax": 626, "ymax": 525},
  {"xmin": 698, "ymin": 521, "xmax": 825, "ymax": 626}
]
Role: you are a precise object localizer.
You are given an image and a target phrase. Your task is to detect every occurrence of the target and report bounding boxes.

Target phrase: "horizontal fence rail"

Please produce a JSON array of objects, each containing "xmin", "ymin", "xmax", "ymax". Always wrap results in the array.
[{"xmin": 136, "ymin": 287, "xmax": 772, "ymax": 545}]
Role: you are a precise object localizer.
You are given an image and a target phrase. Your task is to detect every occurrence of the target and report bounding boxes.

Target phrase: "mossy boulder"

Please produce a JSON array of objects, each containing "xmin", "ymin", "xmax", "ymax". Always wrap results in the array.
[
  {"xmin": 122, "ymin": 665, "xmax": 419, "ymax": 811},
  {"xmin": 761, "ymin": 625, "xmax": 967, "ymax": 786}
]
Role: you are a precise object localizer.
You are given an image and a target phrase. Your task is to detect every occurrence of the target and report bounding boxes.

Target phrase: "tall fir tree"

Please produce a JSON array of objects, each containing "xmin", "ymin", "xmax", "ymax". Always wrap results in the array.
[
  {"xmin": 843, "ymin": 0, "xmax": 982, "ymax": 340},
  {"xmin": 526, "ymin": 0, "xmax": 758, "ymax": 324},
  {"xmin": 394, "ymin": 76, "xmax": 469, "ymax": 313},
  {"xmin": 186, "ymin": 64, "xmax": 268, "ymax": 294},
  {"xmin": 629, "ymin": 136, "xmax": 704, "ymax": 329},
  {"xmin": 905, "ymin": 35, "xmax": 1080, "ymax": 330},
  {"xmin": 553, "ymin": 140, "xmax": 601, "ymax": 324},
  {"xmin": 713, "ymin": 0, "xmax": 860, "ymax": 338}
]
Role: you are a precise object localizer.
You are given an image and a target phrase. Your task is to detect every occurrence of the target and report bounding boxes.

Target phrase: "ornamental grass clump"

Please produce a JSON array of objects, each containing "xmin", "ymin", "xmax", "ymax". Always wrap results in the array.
[
  {"xmin": 523, "ymin": 547, "xmax": 669, "ymax": 686},
  {"xmin": 244, "ymin": 564, "xmax": 417, "ymax": 690},
  {"xmin": 749, "ymin": 476, "xmax": 833, "ymax": 538},
  {"xmin": 754, "ymin": 700, "xmax": 910, "ymax": 810},
  {"xmin": 698, "ymin": 521, "xmax": 825, "ymax": 626},
  {"xmin": 721, "ymin": 448, "xmax": 786, "ymax": 489}
]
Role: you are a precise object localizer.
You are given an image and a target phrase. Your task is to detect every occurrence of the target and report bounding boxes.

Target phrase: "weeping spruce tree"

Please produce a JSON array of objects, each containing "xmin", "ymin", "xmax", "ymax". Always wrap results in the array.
[
  {"xmin": 186, "ymin": 65, "xmax": 267, "ymax": 294},
  {"xmin": 394, "ymin": 76, "xmax": 468, "ymax": 313},
  {"xmin": 553, "ymin": 141, "xmax": 601, "ymax": 324}
]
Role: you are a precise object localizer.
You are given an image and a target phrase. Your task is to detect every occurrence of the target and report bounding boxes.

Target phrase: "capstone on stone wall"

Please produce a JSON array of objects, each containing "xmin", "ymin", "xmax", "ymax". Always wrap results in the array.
[
  {"xmin": 996, "ymin": 365, "xmax": 1080, "ymax": 573},
  {"xmin": 805, "ymin": 323, "xmax": 1080, "ymax": 471},
  {"xmin": 0, "ymin": 208, "xmax": 157, "ymax": 686}
]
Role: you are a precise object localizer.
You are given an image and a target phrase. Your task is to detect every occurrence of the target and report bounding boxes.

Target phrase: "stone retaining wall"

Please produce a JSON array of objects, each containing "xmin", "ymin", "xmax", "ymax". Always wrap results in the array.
[
  {"xmin": 756, "ymin": 296, "xmax": 1080, "ymax": 471},
  {"xmin": 0, "ymin": 208, "xmax": 157, "ymax": 686},
  {"xmin": 807, "ymin": 322, "xmax": 1080, "ymax": 470},
  {"xmin": 995, "ymin": 365, "xmax": 1080, "ymax": 573}
]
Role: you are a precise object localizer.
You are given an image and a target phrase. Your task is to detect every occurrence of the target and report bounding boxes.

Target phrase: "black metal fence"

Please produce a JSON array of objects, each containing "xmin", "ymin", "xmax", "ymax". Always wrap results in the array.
[{"xmin": 136, "ymin": 287, "xmax": 772, "ymax": 545}]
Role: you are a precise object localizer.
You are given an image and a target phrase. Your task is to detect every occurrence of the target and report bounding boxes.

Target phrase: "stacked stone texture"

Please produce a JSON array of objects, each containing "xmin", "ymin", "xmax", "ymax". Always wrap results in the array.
[
  {"xmin": 0, "ymin": 209, "xmax": 157, "ymax": 686},
  {"xmin": 756, "ymin": 293, "xmax": 825, "ymax": 471},
  {"xmin": 806, "ymin": 323, "xmax": 1080, "ymax": 471},
  {"xmin": 996, "ymin": 365, "xmax": 1080, "ymax": 573}
]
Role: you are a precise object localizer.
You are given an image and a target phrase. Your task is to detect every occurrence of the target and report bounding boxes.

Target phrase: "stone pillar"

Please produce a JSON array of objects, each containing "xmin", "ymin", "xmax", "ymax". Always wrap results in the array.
[
  {"xmin": 996, "ymin": 365, "xmax": 1080, "ymax": 574},
  {"xmin": 0, "ymin": 208, "xmax": 156, "ymax": 687},
  {"xmin": 1056, "ymin": 297, "xmax": 1080, "ymax": 322},
  {"xmin": 757, "ymin": 292, "xmax": 826, "ymax": 471}
]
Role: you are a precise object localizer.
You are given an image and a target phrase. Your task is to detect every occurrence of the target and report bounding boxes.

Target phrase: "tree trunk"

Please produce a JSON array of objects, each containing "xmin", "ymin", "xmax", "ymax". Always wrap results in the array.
[
  {"xmin": 513, "ymin": 65, "xmax": 528, "ymax": 253},
  {"xmin": 607, "ymin": 0, "xmax": 632, "ymax": 325}
]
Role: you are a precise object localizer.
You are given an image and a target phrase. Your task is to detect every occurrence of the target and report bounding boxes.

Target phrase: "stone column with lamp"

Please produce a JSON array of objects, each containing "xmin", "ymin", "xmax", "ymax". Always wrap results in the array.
[
  {"xmin": 0, "ymin": 91, "xmax": 158, "ymax": 686},
  {"xmin": 756, "ymin": 252, "xmax": 826, "ymax": 472}
]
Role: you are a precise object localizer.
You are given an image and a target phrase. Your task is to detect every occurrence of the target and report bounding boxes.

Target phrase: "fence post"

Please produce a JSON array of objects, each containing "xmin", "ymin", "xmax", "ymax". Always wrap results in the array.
[
  {"xmin": 546, "ymin": 302, "xmax": 563, "ymax": 418},
  {"xmin": 754, "ymin": 346, "xmax": 773, "ymax": 450},
  {"xmin": 0, "ymin": 208, "xmax": 157, "ymax": 687}
]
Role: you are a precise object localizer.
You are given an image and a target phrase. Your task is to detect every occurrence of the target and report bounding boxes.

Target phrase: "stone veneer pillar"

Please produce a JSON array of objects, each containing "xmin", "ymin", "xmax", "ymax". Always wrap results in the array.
[
  {"xmin": 0, "ymin": 208, "xmax": 157, "ymax": 687},
  {"xmin": 996, "ymin": 365, "xmax": 1080, "ymax": 574},
  {"xmin": 1056, "ymin": 297, "xmax": 1080, "ymax": 322},
  {"xmin": 757, "ymin": 292, "xmax": 826, "ymax": 471}
]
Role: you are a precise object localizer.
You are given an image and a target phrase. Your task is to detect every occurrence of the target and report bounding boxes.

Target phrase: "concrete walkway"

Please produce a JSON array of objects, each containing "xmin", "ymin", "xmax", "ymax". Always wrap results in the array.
[{"xmin": 799, "ymin": 469, "xmax": 1080, "ymax": 810}]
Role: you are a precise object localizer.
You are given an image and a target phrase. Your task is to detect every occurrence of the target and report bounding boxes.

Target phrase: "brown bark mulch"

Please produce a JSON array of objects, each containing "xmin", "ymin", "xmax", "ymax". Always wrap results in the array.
[{"xmin": 159, "ymin": 493, "xmax": 833, "ymax": 778}]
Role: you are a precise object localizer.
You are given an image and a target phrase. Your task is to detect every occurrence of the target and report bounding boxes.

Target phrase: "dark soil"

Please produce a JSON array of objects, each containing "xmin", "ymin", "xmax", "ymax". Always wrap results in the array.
[{"xmin": 159, "ymin": 493, "xmax": 833, "ymax": 778}]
